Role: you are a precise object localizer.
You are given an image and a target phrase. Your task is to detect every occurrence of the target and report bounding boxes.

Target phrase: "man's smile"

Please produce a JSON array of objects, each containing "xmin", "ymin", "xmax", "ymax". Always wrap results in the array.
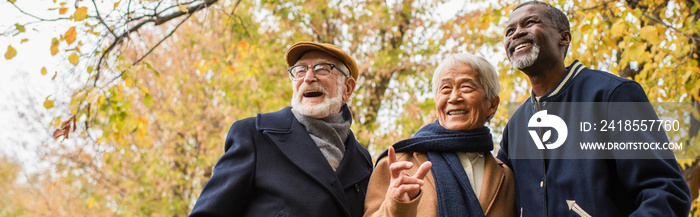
[
  {"xmin": 303, "ymin": 91, "xmax": 323, "ymax": 97},
  {"xmin": 447, "ymin": 110, "xmax": 468, "ymax": 115}
]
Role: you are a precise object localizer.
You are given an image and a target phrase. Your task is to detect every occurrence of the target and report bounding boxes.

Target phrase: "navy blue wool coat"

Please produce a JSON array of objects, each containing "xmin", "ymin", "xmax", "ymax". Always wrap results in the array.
[{"xmin": 190, "ymin": 106, "xmax": 373, "ymax": 217}]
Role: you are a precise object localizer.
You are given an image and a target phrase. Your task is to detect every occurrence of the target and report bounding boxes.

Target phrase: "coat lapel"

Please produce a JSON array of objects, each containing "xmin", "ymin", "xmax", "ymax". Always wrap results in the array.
[
  {"xmin": 257, "ymin": 107, "xmax": 351, "ymax": 217},
  {"xmin": 478, "ymin": 154, "xmax": 505, "ymax": 214},
  {"xmin": 335, "ymin": 133, "xmax": 372, "ymax": 189}
]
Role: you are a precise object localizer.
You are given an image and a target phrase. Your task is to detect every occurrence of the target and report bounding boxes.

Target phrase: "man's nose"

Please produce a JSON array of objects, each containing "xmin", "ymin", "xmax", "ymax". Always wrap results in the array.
[
  {"xmin": 511, "ymin": 27, "xmax": 526, "ymax": 39},
  {"xmin": 303, "ymin": 68, "xmax": 318, "ymax": 83},
  {"xmin": 447, "ymin": 89, "xmax": 464, "ymax": 104}
]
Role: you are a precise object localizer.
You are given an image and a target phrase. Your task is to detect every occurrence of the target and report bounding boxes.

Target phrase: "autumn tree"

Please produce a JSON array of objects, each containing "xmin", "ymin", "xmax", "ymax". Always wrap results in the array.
[{"xmin": 4, "ymin": 0, "xmax": 700, "ymax": 215}]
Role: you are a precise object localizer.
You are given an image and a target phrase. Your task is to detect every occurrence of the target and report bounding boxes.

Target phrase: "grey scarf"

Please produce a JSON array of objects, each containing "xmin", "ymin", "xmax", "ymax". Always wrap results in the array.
[{"xmin": 292, "ymin": 108, "xmax": 351, "ymax": 171}]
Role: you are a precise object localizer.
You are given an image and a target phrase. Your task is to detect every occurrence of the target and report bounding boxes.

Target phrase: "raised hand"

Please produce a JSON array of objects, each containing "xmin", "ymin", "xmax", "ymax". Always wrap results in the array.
[{"xmin": 387, "ymin": 146, "xmax": 432, "ymax": 202}]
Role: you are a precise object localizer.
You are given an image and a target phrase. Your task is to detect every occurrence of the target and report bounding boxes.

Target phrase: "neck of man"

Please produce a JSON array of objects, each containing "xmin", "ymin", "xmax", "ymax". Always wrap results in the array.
[{"xmin": 523, "ymin": 58, "xmax": 567, "ymax": 98}]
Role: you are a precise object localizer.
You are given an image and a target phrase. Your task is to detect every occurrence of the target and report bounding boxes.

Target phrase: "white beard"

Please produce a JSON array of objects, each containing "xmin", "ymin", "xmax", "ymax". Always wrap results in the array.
[
  {"xmin": 291, "ymin": 82, "xmax": 345, "ymax": 118},
  {"xmin": 510, "ymin": 42, "xmax": 540, "ymax": 70}
]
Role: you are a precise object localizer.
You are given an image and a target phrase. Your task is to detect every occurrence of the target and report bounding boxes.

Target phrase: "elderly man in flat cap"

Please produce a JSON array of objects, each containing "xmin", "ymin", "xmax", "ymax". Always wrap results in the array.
[{"xmin": 190, "ymin": 42, "xmax": 373, "ymax": 217}]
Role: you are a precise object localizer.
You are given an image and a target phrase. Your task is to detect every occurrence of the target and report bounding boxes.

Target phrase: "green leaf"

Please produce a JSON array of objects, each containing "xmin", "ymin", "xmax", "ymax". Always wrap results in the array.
[
  {"xmin": 145, "ymin": 62, "xmax": 160, "ymax": 77},
  {"xmin": 144, "ymin": 93, "xmax": 153, "ymax": 108}
]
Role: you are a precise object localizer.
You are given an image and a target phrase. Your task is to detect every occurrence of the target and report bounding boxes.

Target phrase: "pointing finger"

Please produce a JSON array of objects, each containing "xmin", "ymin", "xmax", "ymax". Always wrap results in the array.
[
  {"xmin": 388, "ymin": 146, "xmax": 396, "ymax": 165},
  {"xmin": 413, "ymin": 161, "xmax": 432, "ymax": 180}
]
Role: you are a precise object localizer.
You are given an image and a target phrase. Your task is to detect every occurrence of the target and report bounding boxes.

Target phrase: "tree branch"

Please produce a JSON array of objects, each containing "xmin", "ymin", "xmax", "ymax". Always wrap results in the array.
[
  {"xmin": 133, "ymin": 12, "xmax": 193, "ymax": 67},
  {"xmin": 10, "ymin": 2, "xmax": 70, "ymax": 22},
  {"xmin": 641, "ymin": 12, "xmax": 700, "ymax": 42},
  {"xmin": 92, "ymin": 0, "xmax": 118, "ymax": 38},
  {"xmin": 93, "ymin": 0, "xmax": 220, "ymax": 87},
  {"xmin": 580, "ymin": 0, "xmax": 616, "ymax": 11}
]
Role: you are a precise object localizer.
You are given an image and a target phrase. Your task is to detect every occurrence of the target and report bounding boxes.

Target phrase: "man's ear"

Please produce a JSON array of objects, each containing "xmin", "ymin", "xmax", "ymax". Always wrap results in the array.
[
  {"xmin": 342, "ymin": 78, "xmax": 356, "ymax": 102},
  {"xmin": 488, "ymin": 96, "xmax": 500, "ymax": 117},
  {"xmin": 560, "ymin": 31, "xmax": 571, "ymax": 46}
]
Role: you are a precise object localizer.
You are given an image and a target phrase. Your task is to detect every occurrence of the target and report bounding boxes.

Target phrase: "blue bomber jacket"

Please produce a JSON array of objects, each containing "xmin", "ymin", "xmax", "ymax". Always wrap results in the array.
[{"xmin": 496, "ymin": 60, "xmax": 691, "ymax": 216}]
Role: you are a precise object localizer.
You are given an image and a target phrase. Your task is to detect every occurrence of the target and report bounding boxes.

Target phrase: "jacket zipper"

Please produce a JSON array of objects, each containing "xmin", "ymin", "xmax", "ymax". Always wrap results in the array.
[{"xmin": 533, "ymin": 98, "xmax": 548, "ymax": 217}]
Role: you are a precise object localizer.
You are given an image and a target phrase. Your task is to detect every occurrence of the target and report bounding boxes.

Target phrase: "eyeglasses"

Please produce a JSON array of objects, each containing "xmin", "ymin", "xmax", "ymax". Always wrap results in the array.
[{"xmin": 287, "ymin": 63, "xmax": 349, "ymax": 81}]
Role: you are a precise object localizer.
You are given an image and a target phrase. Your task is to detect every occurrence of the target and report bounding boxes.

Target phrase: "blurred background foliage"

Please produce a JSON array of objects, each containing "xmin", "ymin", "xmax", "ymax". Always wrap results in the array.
[{"xmin": 2, "ymin": 0, "xmax": 700, "ymax": 215}]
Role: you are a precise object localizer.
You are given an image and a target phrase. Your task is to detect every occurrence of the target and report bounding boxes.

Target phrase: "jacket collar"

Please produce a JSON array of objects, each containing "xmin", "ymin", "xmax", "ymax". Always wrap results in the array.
[{"xmin": 531, "ymin": 60, "xmax": 586, "ymax": 102}]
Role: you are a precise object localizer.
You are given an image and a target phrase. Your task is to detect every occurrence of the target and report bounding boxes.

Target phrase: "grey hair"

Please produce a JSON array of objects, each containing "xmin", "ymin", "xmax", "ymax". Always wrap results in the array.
[
  {"xmin": 431, "ymin": 53, "xmax": 500, "ymax": 100},
  {"xmin": 336, "ymin": 62, "xmax": 351, "ymax": 79}
]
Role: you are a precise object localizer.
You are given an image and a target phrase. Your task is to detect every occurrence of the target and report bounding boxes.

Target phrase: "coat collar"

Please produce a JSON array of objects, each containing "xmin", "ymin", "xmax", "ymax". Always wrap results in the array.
[{"xmin": 531, "ymin": 60, "xmax": 586, "ymax": 102}]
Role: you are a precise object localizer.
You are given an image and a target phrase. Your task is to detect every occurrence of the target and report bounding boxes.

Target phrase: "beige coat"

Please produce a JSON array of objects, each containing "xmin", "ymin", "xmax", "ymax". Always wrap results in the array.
[{"xmin": 363, "ymin": 152, "xmax": 515, "ymax": 217}]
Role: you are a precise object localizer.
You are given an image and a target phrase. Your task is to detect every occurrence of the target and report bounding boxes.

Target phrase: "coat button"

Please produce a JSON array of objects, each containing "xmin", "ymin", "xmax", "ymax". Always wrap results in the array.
[{"xmin": 355, "ymin": 184, "xmax": 360, "ymax": 192}]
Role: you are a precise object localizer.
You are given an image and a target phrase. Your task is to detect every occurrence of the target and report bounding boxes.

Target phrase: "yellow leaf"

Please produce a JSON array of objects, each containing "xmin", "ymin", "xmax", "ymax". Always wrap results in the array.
[
  {"xmin": 54, "ymin": 117, "xmax": 62, "ymax": 128},
  {"xmin": 114, "ymin": 1, "xmax": 120, "ymax": 9},
  {"xmin": 74, "ymin": 7, "xmax": 88, "ymax": 21},
  {"xmin": 87, "ymin": 197, "xmax": 94, "ymax": 209},
  {"xmin": 199, "ymin": 65, "xmax": 208, "ymax": 75},
  {"xmin": 59, "ymin": 7, "xmax": 68, "ymax": 15},
  {"xmin": 51, "ymin": 38, "xmax": 59, "ymax": 56},
  {"xmin": 9, "ymin": 0, "xmax": 16, "ymax": 3},
  {"xmin": 41, "ymin": 67, "xmax": 47, "ymax": 75},
  {"xmin": 14, "ymin": 24, "xmax": 25, "ymax": 32},
  {"xmin": 44, "ymin": 99, "xmax": 55, "ymax": 109},
  {"xmin": 227, "ymin": 65, "xmax": 236, "ymax": 73},
  {"xmin": 629, "ymin": 43, "xmax": 646, "ymax": 59},
  {"xmin": 4, "ymin": 45, "xmax": 17, "ymax": 60},
  {"xmin": 69, "ymin": 53, "xmax": 79, "ymax": 65},
  {"xmin": 20, "ymin": 39, "xmax": 28, "ymax": 43},
  {"xmin": 639, "ymin": 25, "xmax": 660, "ymax": 44},
  {"xmin": 65, "ymin": 27, "xmax": 76, "ymax": 45},
  {"xmin": 178, "ymin": 3, "xmax": 188, "ymax": 13},
  {"xmin": 611, "ymin": 20, "xmax": 625, "ymax": 38}
]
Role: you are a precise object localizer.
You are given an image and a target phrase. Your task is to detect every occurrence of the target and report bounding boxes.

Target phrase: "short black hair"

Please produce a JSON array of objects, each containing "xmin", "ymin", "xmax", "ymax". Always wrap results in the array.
[{"xmin": 513, "ymin": 1, "xmax": 570, "ymax": 33}]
